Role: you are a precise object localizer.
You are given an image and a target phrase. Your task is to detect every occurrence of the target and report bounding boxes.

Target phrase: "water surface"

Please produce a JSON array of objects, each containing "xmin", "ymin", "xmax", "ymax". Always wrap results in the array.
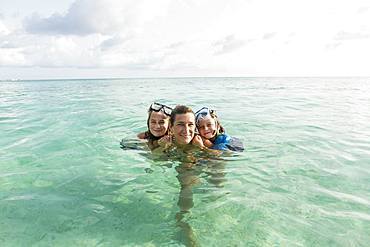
[{"xmin": 1, "ymin": 77, "xmax": 369, "ymax": 246}]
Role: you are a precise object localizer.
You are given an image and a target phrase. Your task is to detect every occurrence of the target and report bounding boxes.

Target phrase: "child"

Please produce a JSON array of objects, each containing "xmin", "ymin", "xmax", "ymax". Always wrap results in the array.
[
  {"xmin": 194, "ymin": 107, "xmax": 227, "ymax": 149},
  {"xmin": 137, "ymin": 102, "xmax": 172, "ymax": 150},
  {"xmin": 195, "ymin": 107, "xmax": 244, "ymax": 151}
]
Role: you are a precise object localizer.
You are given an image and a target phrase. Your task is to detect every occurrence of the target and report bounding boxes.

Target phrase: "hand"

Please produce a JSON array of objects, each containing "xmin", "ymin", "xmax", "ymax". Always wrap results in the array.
[
  {"xmin": 158, "ymin": 135, "xmax": 172, "ymax": 148},
  {"xmin": 202, "ymin": 139, "xmax": 213, "ymax": 148},
  {"xmin": 192, "ymin": 135, "xmax": 205, "ymax": 148}
]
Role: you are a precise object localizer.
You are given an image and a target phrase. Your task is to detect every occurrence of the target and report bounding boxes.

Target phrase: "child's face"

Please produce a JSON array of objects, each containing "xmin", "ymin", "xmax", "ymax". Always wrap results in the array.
[
  {"xmin": 149, "ymin": 111, "xmax": 169, "ymax": 137},
  {"xmin": 197, "ymin": 115, "xmax": 217, "ymax": 139}
]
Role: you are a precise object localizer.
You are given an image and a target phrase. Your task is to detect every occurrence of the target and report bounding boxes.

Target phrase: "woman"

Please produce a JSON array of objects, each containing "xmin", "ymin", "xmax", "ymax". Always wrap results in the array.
[
  {"xmin": 154, "ymin": 105, "xmax": 205, "ymax": 153},
  {"xmin": 137, "ymin": 102, "xmax": 172, "ymax": 150}
]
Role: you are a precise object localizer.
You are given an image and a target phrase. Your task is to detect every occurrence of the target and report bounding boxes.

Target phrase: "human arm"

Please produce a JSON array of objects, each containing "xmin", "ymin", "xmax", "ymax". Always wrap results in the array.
[
  {"xmin": 191, "ymin": 135, "xmax": 205, "ymax": 149},
  {"xmin": 137, "ymin": 132, "xmax": 146, "ymax": 139},
  {"xmin": 201, "ymin": 138, "xmax": 213, "ymax": 148},
  {"xmin": 152, "ymin": 135, "xmax": 172, "ymax": 153}
]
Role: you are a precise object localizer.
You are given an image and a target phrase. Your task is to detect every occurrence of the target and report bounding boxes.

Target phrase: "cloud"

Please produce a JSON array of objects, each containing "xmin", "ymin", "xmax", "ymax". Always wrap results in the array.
[
  {"xmin": 213, "ymin": 35, "xmax": 247, "ymax": 55},
  {"xmin": 166, "ymin": 42, "xmax": 185, "ymax": 50},
  {"xmin": 263, "ymin": 32, "xmax": 277, "ymax": 40},
  {"xmin": 334, "ymin": 31, "xmax": 370, "ymax": 40},
  {"xmin": 0, "ymin": 41, "xmax": 17, "ymax": 48},
  {"xmin": 23, "ymin": 0, "xmax": 132, "ymax": 35},
  {"xmin": 16, "ymin": 0, "xmax": 252, "ymax": 70},
  {"xmin": 0, "ymin": 19, "xmax": 10, "ymax": 35},
  {"xmin": 0, "ymin": 34, "xmax": 105, "ymax": 68},
  {"xmin": 357, "ymin": 6, "xmax": 370, "ymax": 14},
  {"xmin": 99, "ymin": 35, "xmax": 132, "ymax": 50},
  {"xmin": 325, "ymin": 42, "xmax": 342, "ymax": 50},
  {"xmin": 0, "ymin": 47, "xmax": 27, "ymax": 66},
  {"xmin": 3, "ymin": 0, "xmax": 370, "ymax": 78}
]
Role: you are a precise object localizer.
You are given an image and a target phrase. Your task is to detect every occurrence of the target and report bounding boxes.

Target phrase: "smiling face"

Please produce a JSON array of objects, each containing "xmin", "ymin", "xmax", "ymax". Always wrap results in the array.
[
  {"xmin": 197, "ymin": 115, "xmax": 217, "ymax": 139},
  {"xmin": 148, "ymin": 111, "xmax": 170, "ymax": 137},
  {"xmin": 171, "ymin": 113, "xmax": 196, "ymax": 145}
]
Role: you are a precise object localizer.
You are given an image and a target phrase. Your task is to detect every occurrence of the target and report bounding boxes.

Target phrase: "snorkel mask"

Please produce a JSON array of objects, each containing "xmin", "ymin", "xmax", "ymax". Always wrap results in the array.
[
  {"xmin": 146, "ymin": 102, "xmax": 172, "ymax": 138},
  {"xmin": 195, "ymin": 107, "xmax": 225, "ymax": 136},
  {"xmin": 149, "ymin": 102, "xmax": 172, "ymax": 116},
  {"xmin": 195, "ymin": 107, "xmax": 215, "ymax": 124}
]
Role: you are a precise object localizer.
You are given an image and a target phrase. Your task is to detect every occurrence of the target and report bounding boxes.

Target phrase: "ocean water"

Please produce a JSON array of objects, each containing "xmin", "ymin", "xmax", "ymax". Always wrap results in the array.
[{"xmin": 1, "ymin": 77, "xmax": 370, "ymax": 246}]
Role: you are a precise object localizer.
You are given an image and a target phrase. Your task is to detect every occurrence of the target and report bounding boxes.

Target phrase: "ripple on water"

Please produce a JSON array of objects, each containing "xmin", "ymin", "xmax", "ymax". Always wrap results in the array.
[{"xmin": 1, "ymin": 78, "xmax": 370, "ymax": 246}]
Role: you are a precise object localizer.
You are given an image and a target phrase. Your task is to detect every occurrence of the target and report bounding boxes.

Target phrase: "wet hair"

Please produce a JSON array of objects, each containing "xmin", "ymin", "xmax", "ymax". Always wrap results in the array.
[
  {"xmin": 145, "ymin": 107, "xmax": 170, "ymax": 141},
  {"xmin": 209, "ymin": 111, "xmax": 225, "ymax": 135},
  {"xmin": 169, "ymin": 105, "xmax": 194, "ymax": 125}
]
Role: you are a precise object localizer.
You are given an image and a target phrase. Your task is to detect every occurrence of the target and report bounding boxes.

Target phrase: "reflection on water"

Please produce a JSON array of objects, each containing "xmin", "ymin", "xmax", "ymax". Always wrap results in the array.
[
  {"xmin": 167, "ymin": 150, "xmax": 228, "ymax": 247},
  {"xmin": 120, "ymin": 137, "xmax": 230, "ymax": 246}
]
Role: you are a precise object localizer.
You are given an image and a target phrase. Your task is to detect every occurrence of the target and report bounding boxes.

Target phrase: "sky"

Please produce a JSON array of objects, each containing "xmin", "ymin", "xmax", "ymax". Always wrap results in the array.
[{"xmin": 1, "ymin": 0, "xmax": 370, "ymax": 79}]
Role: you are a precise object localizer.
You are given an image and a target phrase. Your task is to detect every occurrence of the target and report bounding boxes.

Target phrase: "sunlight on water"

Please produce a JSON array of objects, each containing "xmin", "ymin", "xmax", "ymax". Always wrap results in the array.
[{"xmin": 1, "ymin": 77, "xmax": 370, "ymax": 246}]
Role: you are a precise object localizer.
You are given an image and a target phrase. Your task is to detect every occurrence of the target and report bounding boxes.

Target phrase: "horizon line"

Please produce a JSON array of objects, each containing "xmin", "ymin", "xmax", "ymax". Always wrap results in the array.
[{"xmin": 2, "ymin": 75, "xmax": 370, "ymax": 82}]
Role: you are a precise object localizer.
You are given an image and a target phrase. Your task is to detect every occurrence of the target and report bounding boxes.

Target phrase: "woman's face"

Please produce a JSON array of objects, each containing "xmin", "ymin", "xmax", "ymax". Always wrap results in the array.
[
  {"xmin": 171, "ymin": 112, "xmax": 196, "ymax": 145},
  {"xmin": 197, "ymin": 115, "xmax": 217, "ymax": 139},
  {"xmin": 148, "ymin": 111, "xmax": 170, "ymax": 137}
]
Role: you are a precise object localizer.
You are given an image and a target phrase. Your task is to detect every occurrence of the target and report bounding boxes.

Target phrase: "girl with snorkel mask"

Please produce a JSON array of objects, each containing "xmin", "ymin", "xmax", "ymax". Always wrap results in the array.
[
  {"xmin": 195, "ymin": 107, "xmax": 226, "ymax": 149},
  {"xmin": 137, "ymin": 102, "xmax": 172, "ymax": 149},
  {"xmin": 195, "ymin": 107, "xmax": 244, "ymax": 151}
]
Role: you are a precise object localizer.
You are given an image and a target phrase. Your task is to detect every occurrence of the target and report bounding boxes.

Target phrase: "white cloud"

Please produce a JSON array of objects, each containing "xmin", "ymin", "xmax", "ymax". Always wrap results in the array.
[
  {"xmin": 0, "ymin": 47, "xmax": 26, "ymax": 66},
  {"xmin": 1, "ymin": 0, "xmax": 370, "ymax": 78},
  {"xmin": 334, "ymin": 31, "xmax": 370, "ymax": 40},
  {"xmin": 0, "ymin": 19, "xmax": 25, "ymax": 66},
  {"xmin": 263, "ymin": 33, "xmax": 277, "ymax": 40},
  {"xmin": 23, "ymin": 0, "xmax": 131, "ymax": 35},
  {"xmin": 0, "ymin": 19, "xmax": 10, "ymax": 35},
  {"xmin": 213, "ymin": 35, "xmax": 248, "ymax": 55},
  {"xmin": 325, "ymin": 42, "xmax": 342, "ymax": 50},
  {"xmin": 357, "ymin": 6, "xmax": 370, "ymax": 14},
  {"xmin": 100, "ymin": 35, "xmax": 126, "ymax": 50}
]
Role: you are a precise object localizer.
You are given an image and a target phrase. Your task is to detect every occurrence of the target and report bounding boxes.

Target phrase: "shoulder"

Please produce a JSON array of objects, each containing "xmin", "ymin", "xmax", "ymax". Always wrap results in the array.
[
  {"xmin": 211, "ymin": 134, "xmax": 231, "ymax": 151},
  {"xmin": 137, "ymin": 132, "xmax": 147, "ymax": 139}
]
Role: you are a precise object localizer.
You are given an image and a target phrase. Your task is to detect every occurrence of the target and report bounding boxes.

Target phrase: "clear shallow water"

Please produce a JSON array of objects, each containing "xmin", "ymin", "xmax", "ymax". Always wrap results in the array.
[{"xmin": 1, "ymin": 77, "xmax": 370, "ymax": 246}]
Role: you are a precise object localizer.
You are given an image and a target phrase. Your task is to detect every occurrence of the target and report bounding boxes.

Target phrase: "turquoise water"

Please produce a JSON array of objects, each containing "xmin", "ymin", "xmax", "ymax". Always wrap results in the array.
[{"xmin": 1, "ymin": 77, "xmax": 370, "ymax": 246}]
